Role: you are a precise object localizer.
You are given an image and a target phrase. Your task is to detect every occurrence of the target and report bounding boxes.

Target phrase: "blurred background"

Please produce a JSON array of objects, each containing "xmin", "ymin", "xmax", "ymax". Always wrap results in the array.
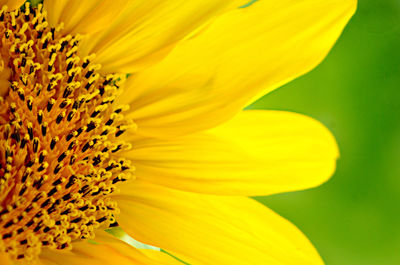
[{"xmin": 250, "ymin": 1, "xmax": 400, "ymax": 264}]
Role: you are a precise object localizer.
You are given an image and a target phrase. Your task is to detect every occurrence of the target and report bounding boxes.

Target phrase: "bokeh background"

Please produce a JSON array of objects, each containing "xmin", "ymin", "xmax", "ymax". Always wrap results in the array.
[{"xmin": 249, "ymin": 1, "xmax": 400, "ymax": 264}]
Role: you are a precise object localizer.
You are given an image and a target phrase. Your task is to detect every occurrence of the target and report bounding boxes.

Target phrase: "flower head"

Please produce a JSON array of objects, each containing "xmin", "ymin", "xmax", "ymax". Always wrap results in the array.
[
  {"xmin": 0, "ymin": 4, "xmax": 134, "ymax": 261},
  {"xmin": 0, "ymin": 0, "xmax": 356, "ymax": 264}
]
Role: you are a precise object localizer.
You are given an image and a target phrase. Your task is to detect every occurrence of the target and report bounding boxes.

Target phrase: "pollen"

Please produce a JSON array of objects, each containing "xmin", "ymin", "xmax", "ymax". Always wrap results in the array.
[{"xmin": 0, "ymin": 3, "xmax": 135, "ymax": 262}]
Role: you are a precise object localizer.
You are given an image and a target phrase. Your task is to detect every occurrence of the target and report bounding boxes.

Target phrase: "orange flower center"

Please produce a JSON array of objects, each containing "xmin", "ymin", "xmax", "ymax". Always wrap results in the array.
[{"xmin": 0, "ymin": 3, "xmax": 134, "ymax": 261}]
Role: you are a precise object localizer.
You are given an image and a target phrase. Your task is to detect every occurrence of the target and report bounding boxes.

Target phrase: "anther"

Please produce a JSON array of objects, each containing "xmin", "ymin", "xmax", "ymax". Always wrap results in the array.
[
  {"xmin": 35, "ymin": 83, "xmax": 43, "ymax": 96},
  {"xmin": 82, "ymin": 60, "xmax": 89, "ymax": 69},
  {"xmin": 69, "ymin": 155, "xmax": 77, "ymax": 165},
  {"xmin": 11, "ymin": 127, "xmax": 20, "ymax": 143},
  {"xmin": 52, "ymin": 178, "xmax": 62, "ymax": 186},
  {"xmin": 63, "ymin": 86, "xmax": 73, "ymax": 98},
  {"xmin": 85, "ymin": 81, "xmax": 94, "ymax": 90},
  {"xmin": 92, "ymin": 156, "xmax": 102, "ymax": 166},
  {"xmin": 65, "ymin": 176, "xmax": 77, "ymax": 189},
  {"xmin": 91, "ymin": 110, "xmax": 100, "ymax": 118},
  {"xmin": 33, "ymin": 177, "xmax": 45, "ymax": 189},
  {"xmin": 66, "ymin": 132, "xmax": 74, "ymax": 142},
  {"xmin": 26, "ymin": 219, "xmax": 34, "ymax": 227},
  {"xmin": 4, "ymin": 124, "xmax": 11, "ymax": 139},
  {"xmin": 67, "ymin": 109, "xmax": 76, "ymax": 122},
  {"xmin": 72, "ymin": 100, "xmax": 79, "ymax": 110},
  {"xmin": 33, "ymin": 137, "xmax": 39, "ymax": 153},
  {"xmin": 62, "ymin": 193, "xmax": 72, "ymax": 201},
  {"xmin": 17, "ymin": 88, "xmax": 25, "ymax": 101},
  {"xmin": 54, "ymin": 164, "xmax": 62, "ymax": 174},
  {"xmin": 39, "ymin": 150, "xmax": 47, "ymax": 163},
  {"xmin": 47, "ymin": 187, "xmax": 58, "ymax": 197},
  {"xmin": 105, "ymin": 119, "xmax": 114, "ymax": 126},
  {"xmin": 41, "ymin": 122, "xmax": 48, "ymax": 136},
  {"xmin": 3, "ymin": 220, "xmax": 14, "ymax": 228},
  {"xmin": 115, "ymin": 130, "xmax": 125, "ymax": 137},
  {"xmin": 96, "ymin": 217, "xmax": 107, "ymax": 223},
  {"xmin": 27, "ymin": 122, "xmax": 33, "ymax": 140},
  {"xmin": 85, "ymin": 70, "xmax": 93, "ymax": 79},
  {"xmin": 2, "ymin": 233, "xmax": 12, "ymax": 239},
  {"xmin": 86, "ymin": 121, "xmax": 97, "ymax": 132},
  {"xmin": 19, "ymin": 185, "xmax": 27, "ymax": 196},
  {"xmin": 26, "ymin": 159, "xmax": 35, "ymax": 168},
  {"xmin": 59, "ymin": 99, "xmax": 71, "ymax": 108},
  {"xmin": 37, "ymin": 162, "xmax": 48, "ymax": 172},
  {"xmin": 76, "ymin": 127, "xmax": 84, "ymax": 137},
  {"xmin": 56, "ymin": 111, "xmax": 65, "ymax": 124},
  {"xmin": 111, "ymin": 144, "xmax": 122, "ymax": 153},
  {"xmin": 82, "ymin": 141, "xmax": 93, "ymax": 153},
  {"xmin": 37, "ymin": 110, "xmax": 43, "ymax": 124},
  {"xmin": 5, "ymin": 146, "xmax": 12, "ymax": 159},
  {"xmin": 10, "ymin": 102, "xmax": 16, "ymax": 113},
  {"xmin": 21, "ymin": 168, "xmax": 32, "ymax": 183},
  {"xmin": 41, "ymin": 199, "xmax": 51, "ymax": 208},
  {"xmin": 57, "ymin": 151, "xmax": 67, "ymax": 163},
  {"xmin": 47, "ymin": 98, "xmax": 55, "ymax": 112},
  {"xmin": 20, "ymin": 134, "xmax": 29, "ymax": 148},
  {"xmin": 68, "ymin": 141, "xmax": 76, "ymax": 150},
  {"xmin": 50, "ymin": 136, "xmax": 59, "ymax": 150},
  {"xmin": 27, "ymin": 96, "xmax": 33, "ymax": 111}
]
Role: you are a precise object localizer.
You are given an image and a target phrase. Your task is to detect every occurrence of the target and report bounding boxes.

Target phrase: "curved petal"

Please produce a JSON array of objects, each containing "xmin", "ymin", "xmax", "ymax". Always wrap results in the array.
[
  {"xmin": 0, "ymin": 0, "xmax": 24, "ymax": 10},
  {"xmin": 39, "ymin": 231, "xmax": 181, "ymax": 265},
  {"xmin": 114, "ymin": 180, "xmax": 324, "ymax": 265},
  {"xmin": 76, "ymin": 0, "xmax": 246, "ymax": 73},
  {"xmin": 43, "ymin": 0, "xmax": 130, "ymax": 35},
  {"xmin": 118, "ymin": 0, "xmax": 356, "ymax": 138},
  {"xmin": 123, "ymin": 110, "xmax": 339, "ymax": 196}
]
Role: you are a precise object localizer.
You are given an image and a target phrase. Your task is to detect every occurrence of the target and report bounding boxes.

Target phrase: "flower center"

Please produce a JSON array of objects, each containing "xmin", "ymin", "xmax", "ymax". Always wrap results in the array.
[{"xmin": 0, "ymin": 3, "xmax": 134, "ymax": 261}]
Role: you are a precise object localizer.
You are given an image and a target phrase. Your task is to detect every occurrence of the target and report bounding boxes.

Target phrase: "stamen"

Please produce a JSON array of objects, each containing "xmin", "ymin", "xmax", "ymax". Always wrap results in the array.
[{"xmin": 0, "ymin": 3, "xmax": 134, "ymax": 262}]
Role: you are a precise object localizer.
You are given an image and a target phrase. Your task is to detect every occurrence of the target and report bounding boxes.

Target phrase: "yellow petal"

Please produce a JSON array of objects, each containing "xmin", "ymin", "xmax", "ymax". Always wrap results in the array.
[
  {"xmin": 124, "ymin": 110, "xmax": 338, "ymax": 196},
  {"xmin": 39, "ymin": 231, "xmax": 181, "ymax": 265},
  {"xmin": 140, "ymin": 250, "xmax": 182, "ymax": 265},
  {"xmin": 77, "ymin": 0, "xmax": 246, "ymax": 73},
  {"xmin": 43, "ymin": 0, "xmax": 129, "ymax": 35},
  {"xmin": 114, "ymin": 180, "xmax": 324, "ymax": 265},
  {"xmin": 118, "ymin": 0, "xmax": 356, "ymax": 138},
  {"xmin": 0, "ymin": 0, "xmax": 24, "ymax": 10}
]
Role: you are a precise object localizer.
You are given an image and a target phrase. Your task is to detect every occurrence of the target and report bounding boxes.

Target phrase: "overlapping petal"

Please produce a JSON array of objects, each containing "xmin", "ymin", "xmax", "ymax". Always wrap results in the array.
[
  {"xmin": 38, "ymin": 231, "xmax": 181, "ymax": 265},
  {"xmin": 71, "ymin": 0, "xmax": 247, "ymax": 73},
  {"xmin": 44, "ymin": 0, "xmax": 130, "ymax": 35},
  {"xmin": 124, "ymin": 110, "xmax": 338, "ymax": 196},
  {"xmin": 118, "ymin": 0, "xmax": 356, "ymax": 138},
  {"xmin": 0, "ymin": 1, "xmax": 355, "ymax": 264},
  {"xmin": 114, "ymin": 180, "xmax": 324, "ymax": 265},
  {"xmin": 0, "ymin": 0, "xmax": 24, "ymax": 10}
]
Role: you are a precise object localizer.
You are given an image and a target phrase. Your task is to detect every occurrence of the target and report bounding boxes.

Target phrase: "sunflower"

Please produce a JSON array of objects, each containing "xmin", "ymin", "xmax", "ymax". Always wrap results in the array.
[{"xmin": 0, "ymin": 0, "xmax": 356, "ymax": 264}]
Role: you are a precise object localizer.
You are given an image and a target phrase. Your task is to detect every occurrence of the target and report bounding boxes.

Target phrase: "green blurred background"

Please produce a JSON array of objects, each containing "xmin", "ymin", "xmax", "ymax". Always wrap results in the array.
[{"xmin": 250, "ymin": 1, "xmax": 400, "ymax": 264}]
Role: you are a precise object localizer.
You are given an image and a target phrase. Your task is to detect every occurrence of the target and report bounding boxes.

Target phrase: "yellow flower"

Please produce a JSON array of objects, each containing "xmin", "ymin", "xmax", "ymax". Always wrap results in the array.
[{"xmin": 0, "ymin": 0, "xmax": 356, "ymax": 264}]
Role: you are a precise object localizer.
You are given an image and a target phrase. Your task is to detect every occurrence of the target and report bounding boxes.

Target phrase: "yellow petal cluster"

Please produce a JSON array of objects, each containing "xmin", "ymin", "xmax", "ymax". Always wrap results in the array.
[{"xmin": 0, "ymin": 0, "xmax": 356, "ymax": 264}]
